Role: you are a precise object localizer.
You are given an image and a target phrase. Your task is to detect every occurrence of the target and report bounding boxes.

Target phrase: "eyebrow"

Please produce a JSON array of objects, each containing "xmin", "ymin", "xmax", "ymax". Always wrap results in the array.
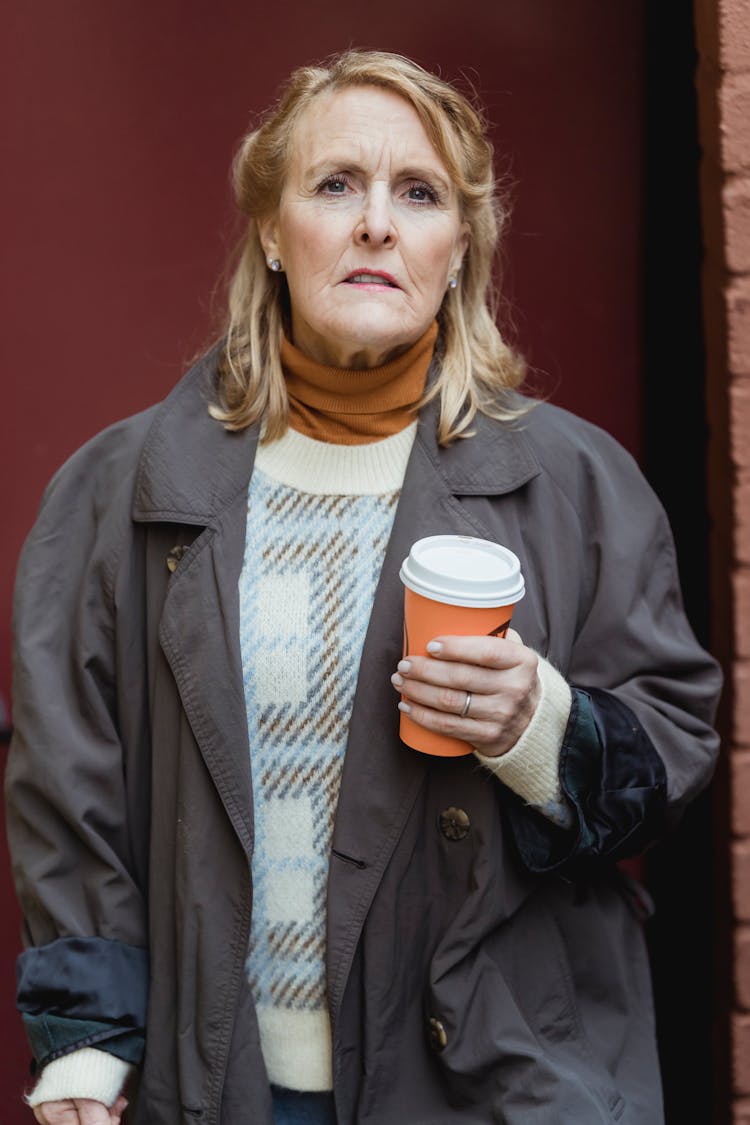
[{"xmin": 305, "ymin": 158, "xmax": 453, "ymax": 194}]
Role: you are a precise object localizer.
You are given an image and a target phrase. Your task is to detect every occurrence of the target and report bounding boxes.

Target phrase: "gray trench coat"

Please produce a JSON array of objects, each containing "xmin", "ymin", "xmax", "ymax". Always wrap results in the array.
[{"xmin": 6, "ymin": 349, "xmax": 721, "ymax": 1124}]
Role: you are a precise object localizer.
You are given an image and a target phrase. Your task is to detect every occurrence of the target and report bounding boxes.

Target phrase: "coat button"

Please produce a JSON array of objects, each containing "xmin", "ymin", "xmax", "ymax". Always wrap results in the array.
[
  {"xmin": 439, "ymin": 807, "xmax": 470, "ymax": 841},
  {"xmin": 428, "ymin": 1017, "xmax": 448, "ymax": 1051},
  {"xmin": 167, "ymin": 545, "xmax": 188, "ymax": 573}
]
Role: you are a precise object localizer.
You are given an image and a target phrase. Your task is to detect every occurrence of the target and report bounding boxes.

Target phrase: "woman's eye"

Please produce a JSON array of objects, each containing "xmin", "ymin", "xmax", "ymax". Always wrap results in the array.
[
  {"xmin": 320, "ymin": 177, "xmax": 349, "ymax": 195},
  {"xmin": 407, "ymin": 182, "xmax": 438, "ymax": 205}
]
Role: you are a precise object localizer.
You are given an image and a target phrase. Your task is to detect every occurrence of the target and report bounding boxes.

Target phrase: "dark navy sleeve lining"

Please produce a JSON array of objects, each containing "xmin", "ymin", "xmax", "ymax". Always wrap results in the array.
[
  {"xmin": 17, "ymin": 935, "xmax": 148, "ymax": 1025},
  {"xmin": 22, "ymin": 1012, "xmax": 145, "ymax": 1072},
  {"xmin": 503, "ymin": 687, "xmax": 668, "ymax": 874}
]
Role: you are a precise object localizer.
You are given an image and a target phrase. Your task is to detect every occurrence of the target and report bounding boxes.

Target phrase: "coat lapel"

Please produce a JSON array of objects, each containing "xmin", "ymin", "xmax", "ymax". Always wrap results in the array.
[
  {"xmin": 327, "ymin": 404, "xmax": 540, "ymax": 1015},
  {"xmin": 157, "ymin": 492, "xmax": 257, "ymax": 856},
  {"xmin": 132, "ymin": 351, "xmax": 261, "ymax": 857}
]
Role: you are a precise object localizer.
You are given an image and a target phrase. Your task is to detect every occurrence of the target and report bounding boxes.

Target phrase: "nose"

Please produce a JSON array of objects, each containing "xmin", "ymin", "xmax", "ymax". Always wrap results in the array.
[{"xmin": 355, "ymin": 186, "xmax": 397, "ymax": 247}]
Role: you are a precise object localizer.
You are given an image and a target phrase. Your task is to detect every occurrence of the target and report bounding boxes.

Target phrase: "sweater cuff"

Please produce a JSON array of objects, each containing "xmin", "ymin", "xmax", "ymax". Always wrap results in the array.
[
  {"xmin": 26, "ymin": 1047, "xmax": 132, "ymax": 1108},
  {"xmin": 474, "ymin": 655, "xmax": 573, "ymax": 826}
]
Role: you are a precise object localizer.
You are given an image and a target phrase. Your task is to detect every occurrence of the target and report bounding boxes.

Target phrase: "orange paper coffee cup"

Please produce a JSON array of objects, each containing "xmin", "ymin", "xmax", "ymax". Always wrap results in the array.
[{"xmin": 399, "ymin": 535, "xmax": 525, "ymax": 757}]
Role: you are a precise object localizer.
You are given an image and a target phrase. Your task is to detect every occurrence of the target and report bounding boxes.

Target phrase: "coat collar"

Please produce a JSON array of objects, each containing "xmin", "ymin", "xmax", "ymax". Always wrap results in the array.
[
  {"xmin": 131, "ymin": 349, "xmax": 540, "ymax": 525},
  {"xmin": 131, "ymin": 347, "xmax": 260, "ymax": 526}
]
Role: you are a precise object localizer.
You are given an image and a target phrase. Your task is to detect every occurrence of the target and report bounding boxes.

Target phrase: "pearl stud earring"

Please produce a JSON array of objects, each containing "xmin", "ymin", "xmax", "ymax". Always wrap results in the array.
[
  {"xmin": 268, "ymin": 259, "xmax": 282, "ymax": 272},
  {"xmin": 448, "ymin": 276, "xmax": 458, "ymax": 289}
]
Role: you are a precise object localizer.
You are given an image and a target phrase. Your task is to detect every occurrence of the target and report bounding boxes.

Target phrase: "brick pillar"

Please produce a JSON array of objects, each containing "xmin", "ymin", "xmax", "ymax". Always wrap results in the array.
[{"xmin": 694, "ymin": 1, "xmax": 750, "ymax": 1120}]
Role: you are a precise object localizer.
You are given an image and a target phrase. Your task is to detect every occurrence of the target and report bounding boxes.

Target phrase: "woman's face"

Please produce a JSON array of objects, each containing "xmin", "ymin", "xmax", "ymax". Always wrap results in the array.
[{"xmin": 259, "ymin": 85, "xmax": 469, "ymax": 369}]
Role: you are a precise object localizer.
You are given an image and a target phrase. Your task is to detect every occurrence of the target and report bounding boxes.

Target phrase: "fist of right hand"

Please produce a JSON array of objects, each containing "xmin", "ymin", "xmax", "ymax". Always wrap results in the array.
[{"xmin": 32, "ymin": 1095, "xmax": 128, "ymax": 1125}]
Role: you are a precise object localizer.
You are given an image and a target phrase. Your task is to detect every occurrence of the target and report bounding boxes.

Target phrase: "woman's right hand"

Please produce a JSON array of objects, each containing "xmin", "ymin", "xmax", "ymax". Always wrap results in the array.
[{"xmin": 32, "ymin": 1096, "xmax": 128, "ymax": 1124}]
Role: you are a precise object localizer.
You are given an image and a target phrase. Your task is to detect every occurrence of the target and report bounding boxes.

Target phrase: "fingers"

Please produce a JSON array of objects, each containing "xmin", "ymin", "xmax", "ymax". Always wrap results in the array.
[
  {"xmin": 80, "ymin": 1101, "xmax": 113, "ymax": 1125},
  {"xmin": 33, "ymin": 1102, "xmax": 81, "ymax": 1125},
  {"xmin": 33, "ymin": 1099, "xmax": 125, "ymax": 1125},
  {"xmin": 392, "ymin": 633, "xmax": 540, "ymax": 756},
  {"xmin": 393, "ymin": 671, "xmax": 492, "ymax": 721},
  {"xmin": 420, "ymin": 633, "xmax": 532, "ymax": 670},
  {"xmin": 111, "ymin": 1097, "xmax": 129, "ymax": 1124},
  {"xmin": 396, "ymin": 680, "xmax": 536, "ymax": 744},
  {"xmin": 393, "ymin": 657, "xmax": 503, "ymax": 700},
  {"xmin": 398, "ymin": 695, "xmax": 495, "ymax": 742},
  {"xmin": 392, "ymin": 635, "xmax": 537, "ymax": 697}
]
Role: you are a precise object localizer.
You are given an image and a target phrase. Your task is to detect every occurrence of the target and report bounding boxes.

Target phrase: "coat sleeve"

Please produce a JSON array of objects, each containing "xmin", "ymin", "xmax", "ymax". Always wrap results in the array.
[
  {"xmin": 5, "ymin": 434, "xmax": 149, "ymax": 1069},
  {"xmin": 503, "ymin": 422, "xmax": 722, "ymax": 874}
]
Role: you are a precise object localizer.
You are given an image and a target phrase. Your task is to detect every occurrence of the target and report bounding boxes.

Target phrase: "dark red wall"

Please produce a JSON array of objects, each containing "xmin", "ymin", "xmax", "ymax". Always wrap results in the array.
[{"xmin": 2, "ymin": 3, "xmax": 645, "ymax": 1117}]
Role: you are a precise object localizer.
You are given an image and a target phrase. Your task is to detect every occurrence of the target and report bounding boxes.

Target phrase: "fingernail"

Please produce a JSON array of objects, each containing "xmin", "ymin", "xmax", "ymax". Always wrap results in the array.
[
  {"xmin": 391, "ymin": 672, "xmax": 404, "ymax": 688},
  {"xmin": 397, "ymin": 660, "xmax": 411, "ymax": 674},
  {"xmin": 398, "ymin": 701, "xmax": 411, "ymax": 714},
  {"xmin": 426, "ymin": 641, "xmax": 442, "ymax": 655}
]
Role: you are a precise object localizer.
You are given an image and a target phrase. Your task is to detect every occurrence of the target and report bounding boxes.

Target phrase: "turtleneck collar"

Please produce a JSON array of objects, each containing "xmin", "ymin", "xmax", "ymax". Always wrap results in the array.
[{"xmin": 281, "ymin": 321, "xmax": 438, "ymax": 445}]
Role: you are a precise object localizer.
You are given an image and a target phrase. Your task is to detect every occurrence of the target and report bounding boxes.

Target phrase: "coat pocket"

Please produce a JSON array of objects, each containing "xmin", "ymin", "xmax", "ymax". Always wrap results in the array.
[{"xmin": 425, "ymin": 887, "xmax": 629, "ymax": 1122}]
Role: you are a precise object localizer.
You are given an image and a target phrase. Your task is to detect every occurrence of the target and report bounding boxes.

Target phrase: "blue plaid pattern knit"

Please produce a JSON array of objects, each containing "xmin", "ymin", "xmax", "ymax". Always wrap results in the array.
[{"xmin": 239, "ymin": 456, "xmax": 400, "ymax": 1090}]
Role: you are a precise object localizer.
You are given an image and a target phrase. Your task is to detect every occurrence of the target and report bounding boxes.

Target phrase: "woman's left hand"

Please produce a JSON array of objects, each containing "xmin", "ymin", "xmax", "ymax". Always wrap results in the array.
[{"xmin": 390, "ymin": 629, "xmax": 540, "ymax": 757}]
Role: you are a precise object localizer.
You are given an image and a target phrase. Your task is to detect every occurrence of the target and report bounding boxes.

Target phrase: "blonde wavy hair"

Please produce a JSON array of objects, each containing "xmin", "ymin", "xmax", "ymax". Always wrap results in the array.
[{"xmin": 211, "ymin": 49, "xmax": 527, "ymax": 444}]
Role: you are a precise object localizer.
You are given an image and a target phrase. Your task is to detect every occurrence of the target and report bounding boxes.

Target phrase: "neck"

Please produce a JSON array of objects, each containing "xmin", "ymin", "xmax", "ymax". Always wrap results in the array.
[{"xmin": 280, "ymin": 322, "xmax": 438, "ymax": 446}]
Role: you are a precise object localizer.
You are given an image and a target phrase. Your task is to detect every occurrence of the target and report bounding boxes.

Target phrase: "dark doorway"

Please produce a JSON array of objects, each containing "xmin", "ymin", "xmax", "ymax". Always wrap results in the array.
[{"xmin": 642, "ymin": 5, "xmax": 728, "ymax": 1122}]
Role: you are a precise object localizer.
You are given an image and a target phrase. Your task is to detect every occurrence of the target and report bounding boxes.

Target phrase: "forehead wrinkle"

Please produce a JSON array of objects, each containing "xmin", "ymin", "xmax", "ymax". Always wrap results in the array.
[{"xmin": 289, "ymin": 88, "xmax": 451, "ymax": 186}]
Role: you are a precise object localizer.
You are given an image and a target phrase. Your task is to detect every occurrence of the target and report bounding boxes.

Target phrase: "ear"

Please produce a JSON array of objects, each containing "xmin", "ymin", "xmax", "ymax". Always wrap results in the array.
[
  {"xmin": 257, "ymin": 213, "xmax": 281, "ymax": 262},
  {"xmin": 451, "ymin": 223, "xmax": 470, "ymax": 277}
]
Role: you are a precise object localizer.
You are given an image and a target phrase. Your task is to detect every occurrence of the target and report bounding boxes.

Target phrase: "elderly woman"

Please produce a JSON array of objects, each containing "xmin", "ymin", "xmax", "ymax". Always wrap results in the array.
[{"xmin": 7, "ymin": 50, "xmax": 720, "ymax": 1125}]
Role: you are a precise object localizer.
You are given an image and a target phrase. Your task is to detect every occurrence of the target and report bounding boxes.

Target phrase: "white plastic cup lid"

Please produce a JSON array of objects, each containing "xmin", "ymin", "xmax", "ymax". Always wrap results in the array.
[{"xmin": 400, "ymin": 535, "xmax": 525, "ymax": 608}]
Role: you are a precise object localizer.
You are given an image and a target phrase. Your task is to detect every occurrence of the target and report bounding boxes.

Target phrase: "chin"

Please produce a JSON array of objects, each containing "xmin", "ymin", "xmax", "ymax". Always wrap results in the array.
[{"xmin": 329, "ymin": 313, "xmax": 420, "ymax": 360}]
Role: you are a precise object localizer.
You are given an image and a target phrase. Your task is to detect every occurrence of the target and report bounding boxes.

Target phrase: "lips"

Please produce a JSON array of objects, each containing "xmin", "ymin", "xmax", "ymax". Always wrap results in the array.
[{"xmin": 343, "ymin": 270, "xmax": 399, "ymax": 288}]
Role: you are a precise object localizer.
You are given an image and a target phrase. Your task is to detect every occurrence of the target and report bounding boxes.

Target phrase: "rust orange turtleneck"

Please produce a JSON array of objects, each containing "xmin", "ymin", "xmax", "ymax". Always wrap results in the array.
[{"xmin": 281, "ymin": 321, "xmax": 438, "ymax": 446}]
